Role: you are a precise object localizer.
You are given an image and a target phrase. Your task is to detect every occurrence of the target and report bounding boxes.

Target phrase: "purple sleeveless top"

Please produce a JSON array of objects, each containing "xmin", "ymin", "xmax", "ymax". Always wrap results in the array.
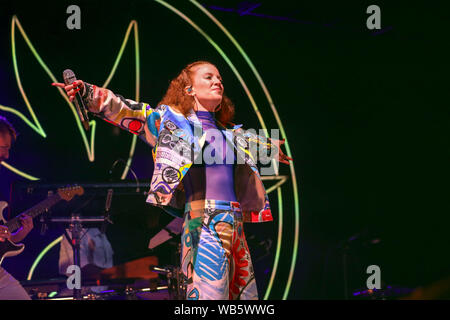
[{"xmin": 182, "ymin": 110, "xmax": 237, "ymax": 202}]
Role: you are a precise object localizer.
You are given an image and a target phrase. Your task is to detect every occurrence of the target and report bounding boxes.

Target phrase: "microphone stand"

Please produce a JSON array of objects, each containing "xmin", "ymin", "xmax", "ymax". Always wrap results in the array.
[
  {"xmin": 101, "ymin": 189, "xmax": 114, "ymax": 234},
  {"xmin": 149, "ymin": 241, "xmax": 186, "ymax": 300},
  {"xmin": 50, "ymin": 214, "xmax": 108, "ymax": 300}
]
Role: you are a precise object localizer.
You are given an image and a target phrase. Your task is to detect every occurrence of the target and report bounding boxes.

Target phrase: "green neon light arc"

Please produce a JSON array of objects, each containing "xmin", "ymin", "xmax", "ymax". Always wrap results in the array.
[
  {"xmin": 189, "ymin": 0, "xmax": 300, "ymax": 299},
  {"xmin": 7, "ymin": 16, "xmax": 97, "ymax": 161},
  {"xmin": 9, "ymin": 16, "xmax": 46, "ymax": 139},
  {"xmin": 0, "ymin": 161, "xmax": 39, "ymax": 181},
  {"xmin": 100, "ymin": 20, "xmax": 141, "ymax": 180},
  {"xmin": 27, "ymin": 236, "xmax": 63, "ymax": 281},
  {"xmin": 1, "ymin": 16, "xmax": 141, "ymax": 180}
]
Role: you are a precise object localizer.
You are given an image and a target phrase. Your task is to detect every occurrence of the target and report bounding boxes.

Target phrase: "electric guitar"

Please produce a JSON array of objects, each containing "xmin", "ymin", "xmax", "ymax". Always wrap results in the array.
[{"xmin": 0, "ymin": 186, "xmax": 84, "ymax": 266}]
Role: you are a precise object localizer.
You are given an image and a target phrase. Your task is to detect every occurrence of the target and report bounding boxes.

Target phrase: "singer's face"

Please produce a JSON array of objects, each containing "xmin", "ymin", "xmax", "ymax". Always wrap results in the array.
[
  {"xmin": 0, "ymin": 133, "xmax": 12, "ymax": 164},
  {"xmin": 190, "ymin": 64, "xmax": 224, "ymax": 109}
]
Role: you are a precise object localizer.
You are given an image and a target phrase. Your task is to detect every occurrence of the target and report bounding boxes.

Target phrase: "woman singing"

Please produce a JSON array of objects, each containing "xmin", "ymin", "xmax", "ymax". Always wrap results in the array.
[{"xmin": 52, "ymin": 61, "xmax": 292, "ymax": 300}]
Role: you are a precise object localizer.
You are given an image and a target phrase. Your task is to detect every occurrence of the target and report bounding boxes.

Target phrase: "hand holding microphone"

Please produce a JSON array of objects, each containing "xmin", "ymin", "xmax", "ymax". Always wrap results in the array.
[
  {"xmin": 52, "ymin": 79, "xmax": 84, "ymax": 102},
  {"xmin": 52, "ymin": 70, "xmax": 89, "ymax": 130}
]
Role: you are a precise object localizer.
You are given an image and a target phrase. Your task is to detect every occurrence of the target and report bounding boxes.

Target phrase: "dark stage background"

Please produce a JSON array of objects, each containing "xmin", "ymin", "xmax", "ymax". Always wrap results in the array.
[{"xmin": 0, "ymin": 0, "xmax": 448, "ymax": 299}]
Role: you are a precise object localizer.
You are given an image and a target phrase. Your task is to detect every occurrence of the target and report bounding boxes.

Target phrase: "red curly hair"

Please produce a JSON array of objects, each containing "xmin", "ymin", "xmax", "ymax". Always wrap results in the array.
[{"xmin": 158, "ymin": 61, "xmax": 235, "ymax": 126}]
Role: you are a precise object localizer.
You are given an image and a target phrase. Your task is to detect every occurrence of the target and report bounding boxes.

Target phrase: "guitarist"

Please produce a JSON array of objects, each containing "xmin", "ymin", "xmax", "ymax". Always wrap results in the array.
[{"xmin": 0, "ymin": 116, "xmax": 33, "ymax": 300}]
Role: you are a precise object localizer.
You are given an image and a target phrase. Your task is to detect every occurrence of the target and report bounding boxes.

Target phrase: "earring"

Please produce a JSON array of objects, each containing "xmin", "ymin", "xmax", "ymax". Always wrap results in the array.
[
  {"xmin": 215, "ymin": 103, "xmax": 222, "ymax": 112},
  {"xmin": 187, "ymin": 87, "xmax": 192, "ymax": 93}
]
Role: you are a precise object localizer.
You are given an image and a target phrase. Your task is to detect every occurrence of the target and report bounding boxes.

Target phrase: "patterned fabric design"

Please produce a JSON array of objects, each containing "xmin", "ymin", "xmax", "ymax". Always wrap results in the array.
[
  {"xmin": 82, "ymin": 83, "xmax": 159, "ymax": 145},
  {"xmin": 146, "ymin": 106, "xmax": 204, "ymax": 207},
  {"xmin": 181, "ymin": 200, "xmax": 258, "ymax": 300}
]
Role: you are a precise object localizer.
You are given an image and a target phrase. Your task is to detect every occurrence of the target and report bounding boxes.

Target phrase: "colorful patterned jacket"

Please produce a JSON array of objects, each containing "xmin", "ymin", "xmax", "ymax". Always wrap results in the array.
[{"xmin": 81, "ymin": 83, "xmax": 276, "ymax": 223}]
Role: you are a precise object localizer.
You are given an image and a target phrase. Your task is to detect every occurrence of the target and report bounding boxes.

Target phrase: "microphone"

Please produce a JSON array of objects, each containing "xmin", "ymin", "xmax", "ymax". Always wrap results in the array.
[{"xmin": 63, "ymin": 69, "xmax": 90, "ymax": 131}]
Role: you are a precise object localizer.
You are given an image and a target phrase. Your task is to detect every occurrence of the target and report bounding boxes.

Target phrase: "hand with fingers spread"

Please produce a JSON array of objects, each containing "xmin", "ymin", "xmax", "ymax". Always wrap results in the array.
[
  {"xmin": 51, "ymin": 80, "xmax": 85, "ymax": 102},
  {"xmin": 272, "ymin": 138, "xmax": 293, "ymax": 165}
]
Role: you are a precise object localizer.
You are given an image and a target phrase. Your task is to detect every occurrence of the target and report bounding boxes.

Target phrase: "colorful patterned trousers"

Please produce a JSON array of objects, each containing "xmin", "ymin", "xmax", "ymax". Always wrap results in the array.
[{"xmin": 181, "ymin": 199, "xmax": 258, "ymax": 300}]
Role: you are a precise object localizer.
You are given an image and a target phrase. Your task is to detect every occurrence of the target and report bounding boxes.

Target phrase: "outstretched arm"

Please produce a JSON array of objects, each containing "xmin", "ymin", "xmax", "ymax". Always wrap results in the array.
[
  {"xmin": 52, "ymin": 80, "xmax": 161, "ymax": 146},
  {"xmin": 234, "ymin": 126, "xmax": 293, "ymax": 165},
  {"xmin": 267, "ymin": 138, "xmax": 293, "ymax": 165}
]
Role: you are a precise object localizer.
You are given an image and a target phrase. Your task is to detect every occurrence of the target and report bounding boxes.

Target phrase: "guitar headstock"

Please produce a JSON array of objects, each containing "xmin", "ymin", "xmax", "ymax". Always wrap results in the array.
[{"xmin": 57, "ymin": 185, "xmax": 84, "ymax": 201}]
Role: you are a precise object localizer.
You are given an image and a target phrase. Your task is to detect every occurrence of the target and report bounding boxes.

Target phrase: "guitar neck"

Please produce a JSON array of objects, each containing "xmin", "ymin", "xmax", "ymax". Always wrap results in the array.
[{"xmin": 6, "ymin": 194, "xmax": 62, "ymax": 232}]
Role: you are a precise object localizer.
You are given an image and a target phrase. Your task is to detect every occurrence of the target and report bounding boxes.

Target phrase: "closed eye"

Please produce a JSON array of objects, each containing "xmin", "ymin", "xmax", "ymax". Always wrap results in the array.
[{"xmin": 204, "ymin": 73, "xmax": 222, "ymax": 82}]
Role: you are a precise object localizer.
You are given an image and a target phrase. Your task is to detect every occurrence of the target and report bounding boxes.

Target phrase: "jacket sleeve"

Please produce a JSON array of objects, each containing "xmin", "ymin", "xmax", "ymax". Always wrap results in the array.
[
  {"xmin": 81, "ymin": 82, "xmax": 161, "ymax": 147},
  {"xmin": 233, "ymin": 125, "xmax": 278, "ymax": 164},
  {"xmin": 146, "ymin": 116, "xmax": 193, "ymax": 207}
]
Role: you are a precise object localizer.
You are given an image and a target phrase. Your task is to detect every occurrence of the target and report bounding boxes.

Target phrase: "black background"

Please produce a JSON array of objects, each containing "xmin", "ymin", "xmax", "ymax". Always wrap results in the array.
[{"xmin": 0, "ymin": 0, "xmax": 448, "ymax": 299}]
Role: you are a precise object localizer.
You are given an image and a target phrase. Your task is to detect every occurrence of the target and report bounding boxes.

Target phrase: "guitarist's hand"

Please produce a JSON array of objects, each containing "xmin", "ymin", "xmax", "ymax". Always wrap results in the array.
[
  {"xmin": 0, "ymin": 225, "xmax": 11, "ymax": 242},
  {"xmin": 10, "ymin": 214, "xmax": 33, "ymax": 243}
]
